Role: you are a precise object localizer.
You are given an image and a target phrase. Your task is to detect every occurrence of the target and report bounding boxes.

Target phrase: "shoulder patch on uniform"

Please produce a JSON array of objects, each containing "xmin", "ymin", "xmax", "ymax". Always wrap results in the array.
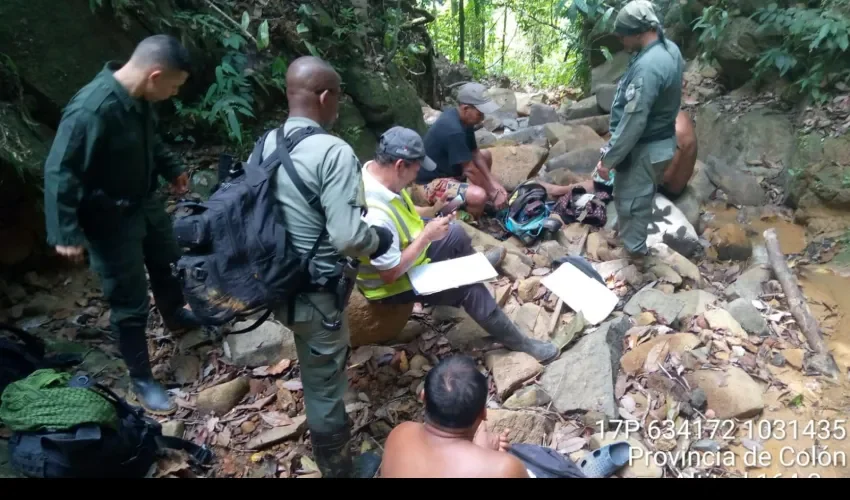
[{"xmin": 625, "ymin": 83, "xmax": 636, "ymax": 101}]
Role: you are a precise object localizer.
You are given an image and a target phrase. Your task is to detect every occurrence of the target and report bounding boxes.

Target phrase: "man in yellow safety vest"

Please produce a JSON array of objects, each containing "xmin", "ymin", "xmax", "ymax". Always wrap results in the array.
[{"xmin": 355, "ymin": 127, "xmax": 559, "ymax": 363}]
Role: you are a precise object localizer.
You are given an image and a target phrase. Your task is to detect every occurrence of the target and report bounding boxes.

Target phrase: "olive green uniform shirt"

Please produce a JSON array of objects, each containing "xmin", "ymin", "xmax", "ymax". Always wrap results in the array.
[
  {"xmin": 251, "ymin": 117, "xmax": 380, "ymax": 280},
  {"xmin": 43, "ymin": 61, "xmax": 184, "ymax": 247},
  {"xmin": 602, "ymin": 38, "xmax": 685, "ymax": 199}
]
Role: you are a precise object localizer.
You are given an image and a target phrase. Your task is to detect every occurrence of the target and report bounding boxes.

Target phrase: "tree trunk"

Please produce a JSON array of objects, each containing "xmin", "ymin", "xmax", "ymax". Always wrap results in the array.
[
  {"xmin": 763, "ymin": 228, "xmax": 841, "ymax": 379},
  {"xmin": 501, "ymin": 6, "xmax": 507, "ymax": 72},
  {"xmin": 459, "ymin": 0, "xmax": 465, "ymax": 63}
]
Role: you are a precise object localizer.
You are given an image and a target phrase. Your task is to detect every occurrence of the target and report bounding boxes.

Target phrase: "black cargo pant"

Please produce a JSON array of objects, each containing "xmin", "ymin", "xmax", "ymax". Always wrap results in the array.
[
  {"xmin": 376, "ymin": 223, "xmax": 498, "ymax": 322},
  {"xmin": 84, "ymin": 196, "xmax": 187, "ymax": 371}
]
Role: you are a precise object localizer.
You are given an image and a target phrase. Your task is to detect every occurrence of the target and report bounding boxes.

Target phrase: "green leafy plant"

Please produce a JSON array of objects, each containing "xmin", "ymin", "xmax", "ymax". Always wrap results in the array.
[
  {"xmin": 692, "ymin": 4, "xmax": 730, "ymax": 59},
  {"xmin": 750, "ymin": 4, "xmax": 850, "ymax": 104}
]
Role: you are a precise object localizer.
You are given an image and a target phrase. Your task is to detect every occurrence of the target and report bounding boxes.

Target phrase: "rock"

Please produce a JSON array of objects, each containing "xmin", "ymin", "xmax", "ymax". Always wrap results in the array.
[
  {"xmin": 23, "ymin": 293, "xmax": 61, "ymax": 317},
  {"xmin": 673, "ymin": 185, "xmax": 703, "ymax": 231},
  {"xmin": 457, "ymin": 220, "xmax": 526, "ymax": 259},
  {"xmin": 344, "ymin": 65, "xmax": 427, "ymax": 135},
  {"xmin": 783, "ymin": 348, "xmax": 805, "ymax": 370},
  {"xmin": 515, "ymin": 92, "xmax": 548, "ymax": 116},
  {"xmin": 648, "ymin": 263, "xmax": 682, "ymax": 285},
  {"xmin": 487, "ymin": 87, "xmax": 518, "ymax": 119},
  {"xmin": 711, "ymin": 224, "xmax": 752, "ymax": 261},
  {"xmin": 623, "ymin": 289, "xmax": 686, "ymax": 327},
  {"xmin": 713, "ymin": 17, "xmax": 771, "ymax": 89},
  {"xmin": 486, "ymin": 409, "xmax": 555, "ymax": 445},
  {"xmin": 512, "ymin": 303, "xmax": 543, "ymax": 338},
  {"xmin": 674, "ymin": 290, "xmax": 719, "ymax": 323},
  {"xmin": 397, "ymin": 320, "xmax": 427, "ymax": 343},
  {"xmin": 647, "ymin": 243, "xmax": 702, "ymax": 286},
  {"xmin": 224, "ymin": 321, "xmax": 297, "ymax": 368},
  {"xmin": 548, "ymin": 126, "xmax": 605, "ymax": 159},
  {"xmin": 528, "ymin": 103, "xmax": 559, "ymax": 126},
  {"xmin": 560, "ymin": 96, "xmax": 600, "ymax": 121},
  {"xmin": 423, "ymin": 105, "xmax": 443, "ymax": 127},
  {"xmin": 727, "ymin": 265, "xmax": 770, "ymax": 301},
  {"xmin": 347, "ymin": 290, "xmax": 413, "ymax": 347},
  {"xmin": 647, "ymin": 194, "xmax": 701, "ymax": 258},
  {"xmin": 620, "ymin": 333, "xmax": 701, "ymax": 374},
  {"xmin": 588, "ymin": 431, "xmax": 663, "ymax": 478},
  {"xmin": 546, "ymin": 147, "xmax": 600, "ymax": 175},
  {"xmin": 561, "ymin": 115, "xmax": 610, "ymax": 136},
  {"xmin": 488, "ymin": 145, "xmax": 549, "ymax": 191},
  {"xmin": 593, "ymin": 259, "xmax": 630, "ymax": 281},
  {"xmin": 409, "ymin": 354, "xmax": 430, "ymax": 372},
  {"xmin": 594, "ymin": 84, "xmax": 617, "ymax": 113},
  {"xmin": 485, "ymin": 350, "xmax": 543, "ymax": 399},
  {"xmin": 690, "ymin": 388, "xmax": 707, "ymax": 409},
  {"xmin": 517, "ymin": 277, "xmax": 542, "ymax": 302},
  {"xmin": 536, "ymin": 240, "xmax": 568, "ymax": 265},
  {"xmin": 685, "ymin": 366, "xmax": 765, "ymax": 419},
  {"xmin": 170, "ymin": 355, "xmax": 201, "ymax": 385},
  {"xmin": 493, "ymin": 125, "xmax": 548, "ymax": 147},
  {"xmin": 541, "ymin": 316, "xmax": 631, "ymax": 418},
  {"xmin": 500, "ymin": 253, "xmax": 532, "ymax": 280},
  {"xmin": 475, "ymin": 128, "xmax": 498, "ymax": 148},
  {"xmin": 586, "ymin": 232, "xmax": 606, "ymax": 260},
  {"xmin": 161, "ymin": 421, "xmax": 185, "ymax": 439},
  {"xmin": 591, "ymin": 51, "xmax": 631, "ymax": 91},
  {"xmin": 503, "ymin": 386, "xmax": 552, "ymax": 409},
  {"xmin": 703, "ymin": 157, "xmax": 767, "ymax": 207},
  {"xmin": 727, "ymin": 298, "xmax": 768, "ymax": 336},
  {"xmin": 481, "ymin": 114, "xmax": 502, "ymax": 131},
  {"xmin": 247, "ymin": 415, "xmax": 308, "ymax": 450},
  {"xmin": 196, "ymin": 377, "xmax": 250, "ymax": 416},
  {"xmin": 704, "ymin": 308, "xmax": 748, "ymax": 338},
  {"xmin": 445, "ymin": 312, "xmax": 489, "ymax": 349}
]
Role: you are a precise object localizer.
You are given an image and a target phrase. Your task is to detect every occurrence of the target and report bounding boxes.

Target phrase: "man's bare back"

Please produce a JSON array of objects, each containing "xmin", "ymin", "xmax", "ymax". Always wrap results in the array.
[
  {"xmin": 382, "ymin": 421, "xmax": 529, "ymax": 478},
  {"xmin": 380, "ymin": 355, "xmax": 530, "ymax": 478}
]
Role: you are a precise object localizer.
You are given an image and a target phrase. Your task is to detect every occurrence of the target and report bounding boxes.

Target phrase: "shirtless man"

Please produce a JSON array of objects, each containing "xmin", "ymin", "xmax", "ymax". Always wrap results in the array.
[
  {"xmin": 538, "ymin": 110, "xmax": 696, "ymax": 200},
  {"xmin": 380, "ymin": 355, "xmax": 529, "ymax": 478}
]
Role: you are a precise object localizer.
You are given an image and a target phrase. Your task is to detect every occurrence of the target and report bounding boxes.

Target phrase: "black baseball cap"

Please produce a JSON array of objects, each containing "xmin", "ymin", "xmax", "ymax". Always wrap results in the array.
[{"xmin": 377, "ymin": 126, "xmax": 437, "ymax": 170}]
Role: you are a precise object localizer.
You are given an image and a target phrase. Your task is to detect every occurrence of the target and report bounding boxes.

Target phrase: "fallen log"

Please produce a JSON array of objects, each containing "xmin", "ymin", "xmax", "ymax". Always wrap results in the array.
[{"xmin": 763, "ymin": 228, "xmax": 840, "ymax": 379}]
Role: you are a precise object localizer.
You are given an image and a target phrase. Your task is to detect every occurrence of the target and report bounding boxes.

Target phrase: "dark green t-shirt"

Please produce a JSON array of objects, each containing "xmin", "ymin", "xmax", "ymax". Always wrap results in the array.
[{"xmin": 417, "ymin": 107, "xmax": 478, "ymax": 184}]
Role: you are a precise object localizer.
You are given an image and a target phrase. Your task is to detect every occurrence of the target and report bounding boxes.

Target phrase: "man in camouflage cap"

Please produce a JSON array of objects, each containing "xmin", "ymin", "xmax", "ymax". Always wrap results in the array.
[{"xmin": 595, "ymin": 0, "xmax": 685, "ymax": 270}]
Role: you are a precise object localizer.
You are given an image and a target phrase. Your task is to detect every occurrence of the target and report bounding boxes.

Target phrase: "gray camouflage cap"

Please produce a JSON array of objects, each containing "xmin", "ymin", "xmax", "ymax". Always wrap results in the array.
[
  {"xmin": 377, "ymin": 126, "xmax": 437, "ymax": 171},
  {"xmin": 613, "ymin": 0, "xmax": 660, "ymax": 36},
  {"xmin": 457, "ymin": 82, "xmax": 501, "ymax": 114}
]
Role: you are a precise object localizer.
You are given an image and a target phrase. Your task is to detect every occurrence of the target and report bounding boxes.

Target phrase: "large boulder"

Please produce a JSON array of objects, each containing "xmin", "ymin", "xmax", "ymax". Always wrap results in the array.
[
  {"xmin": 515, "ymin": 92, "xmax": 548, "ymax": 117},
  {"xmin": 347, "ymin": 290, "xmax": 413, "ymax": 347},
  {"xmin": 544, "ymin": 147, "xmax": 600, "ymax": 176},
  {"xmin": 559, "ymin": 96, "xmax": 601, "ymax": 121},
  {"xmin": 545, "ymin": 123, "xmax": 605, "ymax": 158},
  {"xmin": 486, "ymin": 87, "xmax": 519, "ymax": 121},
  {"xmin": 696, "ymin": 101, "xmax": 794, "ymax": 204},
  {"xmin": 335, "ymin": 97, "xmax": 379, "ymax": 162},
  {"xmin": 489, "ymin": 145, "xmax": 549, "ymax": 192},
  {"xmin": 713, "ymin": 17, "xmax": 771, "ymax": 90},
  {"xmin": 590, "ymin": 51, "xmax": 631, "ymax": 91},
  {"xmin": 344, "ymin": 66, "xmax": 427, "ymax": 136}
]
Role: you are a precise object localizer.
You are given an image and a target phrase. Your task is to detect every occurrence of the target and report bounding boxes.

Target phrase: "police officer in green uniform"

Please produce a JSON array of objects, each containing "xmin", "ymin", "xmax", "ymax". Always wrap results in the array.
[
  {"xmin": 43, "ymin": 35, "xmax": 201, "ymax": 416},
  {"xmin": 595, "ymin": 0, "xmax": 685, "ymax": 270},
  {"xmin": 248, "ymin": 56, "xmax": 393, "ymax": 478}
]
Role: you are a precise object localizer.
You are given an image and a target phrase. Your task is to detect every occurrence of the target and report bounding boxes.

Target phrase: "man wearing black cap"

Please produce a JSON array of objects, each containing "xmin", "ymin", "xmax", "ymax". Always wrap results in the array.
[
  {"xmin": 356, "ymin": 127, "xmax": 559, "ymax": 363},
  {"xmin": 410, "ymin": 83, "xmax": 509, "ymax": 218}
]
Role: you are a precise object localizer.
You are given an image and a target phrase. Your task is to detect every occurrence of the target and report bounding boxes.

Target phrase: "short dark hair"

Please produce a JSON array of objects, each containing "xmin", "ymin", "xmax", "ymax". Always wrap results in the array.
[
  {"xmin": 424, "ymin": 355, "xmax": 488, "ymax": 429},
  {"xmin": 131, "ymin": 34, "xmax": 191, "ymax": 73}
]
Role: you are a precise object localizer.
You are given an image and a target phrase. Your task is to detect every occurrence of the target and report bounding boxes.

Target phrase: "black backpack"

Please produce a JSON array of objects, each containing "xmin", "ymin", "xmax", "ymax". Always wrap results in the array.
[
  {"xmin": 0, "ymin": 322, "xmax": 82, "ymax": 398},
  {"xmin": 172, "ymin": 126, "xmax": 329, "ymax": 333},
  {"xmin": 7, "ymin": 373, "xmax": 212, "ymax": 478}
]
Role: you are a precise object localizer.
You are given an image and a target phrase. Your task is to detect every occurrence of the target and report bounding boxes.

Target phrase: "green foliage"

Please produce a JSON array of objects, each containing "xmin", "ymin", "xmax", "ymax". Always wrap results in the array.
[
  {"xmin": 167, "ymin": 9, "xmax": 285, "ymax": 151},
  {"xmin": 750, "ymin": 4, "xmax": 850, "ymax": 104},
  {"xmin": 692, "ymin": 4, "xmax": 731, "ymax": 58}
]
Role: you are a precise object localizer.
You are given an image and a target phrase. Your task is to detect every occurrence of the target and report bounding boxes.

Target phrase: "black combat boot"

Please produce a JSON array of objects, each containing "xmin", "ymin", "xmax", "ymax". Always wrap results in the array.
[
  {"xmin": 118, "ymin": 324, "xmax": 176, "ymax": 416},
  {"xmin": 310, "ymin": 423, "xmax": 382, "ymax": 478},
  {"xmin": 161, "ymin": 306, "xmax": 203, "ymax": 336},
  {"xmin": 476, "ymin": 308, "xmax": 559, "ymax": 363},
  {"xmin": 484, "ymin": 246, "xmax": 507, "ymax": 268}
]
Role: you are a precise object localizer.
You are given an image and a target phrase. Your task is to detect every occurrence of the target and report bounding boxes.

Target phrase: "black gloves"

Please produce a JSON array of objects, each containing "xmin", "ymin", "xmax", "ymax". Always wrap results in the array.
[{"xmin": 370, "ymin": 226, "xmax": 394, "ymax": 259}]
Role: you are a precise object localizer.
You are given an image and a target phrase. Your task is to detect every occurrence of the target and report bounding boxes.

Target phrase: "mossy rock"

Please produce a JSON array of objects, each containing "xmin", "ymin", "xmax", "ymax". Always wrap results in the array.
[
  {"xmin": 334, "ymin": 96, "xmax": 378, "ymax": 163},
  {"xmin": 0, "ymin": 0, "xmax": 146, "ymax": 107},
  {"xmin": 343, "ymin": 65, "xmax": 426, "ymax": 137},
  {"xmin": 788, "ymin": 133, "xmax": 850, "ymax": 210}
]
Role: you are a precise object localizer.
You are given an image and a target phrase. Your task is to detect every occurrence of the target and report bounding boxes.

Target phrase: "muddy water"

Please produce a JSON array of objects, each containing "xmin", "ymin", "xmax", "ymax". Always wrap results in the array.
[{"xmin": 702, "ymin": 206, "xmax": 850, "ymax": 478}]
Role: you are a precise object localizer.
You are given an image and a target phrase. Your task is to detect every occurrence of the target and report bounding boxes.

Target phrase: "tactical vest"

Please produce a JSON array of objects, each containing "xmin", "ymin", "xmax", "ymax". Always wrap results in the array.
[{"xmin": 356, "ymin": 188, "xmax": 430, "ymax": 300}]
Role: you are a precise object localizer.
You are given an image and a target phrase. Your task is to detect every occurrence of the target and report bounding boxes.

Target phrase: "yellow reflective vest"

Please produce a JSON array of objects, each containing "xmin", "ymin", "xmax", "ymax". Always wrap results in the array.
[{"xmin": 356, "ymin": 188, "xmax": 430, "ymax": 300}]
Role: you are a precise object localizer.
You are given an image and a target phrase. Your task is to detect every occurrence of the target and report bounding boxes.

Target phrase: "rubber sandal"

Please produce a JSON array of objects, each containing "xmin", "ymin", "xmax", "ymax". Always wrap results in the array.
[{"xmin": 577, "ymin": 441, "xmax": 631, "ymax": 478}]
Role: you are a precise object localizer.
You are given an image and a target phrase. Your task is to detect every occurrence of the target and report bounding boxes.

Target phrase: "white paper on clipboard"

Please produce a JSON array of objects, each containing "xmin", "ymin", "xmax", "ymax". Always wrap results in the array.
[
  {"xmin": 408, "ymin": 252, "xmax": 498, "ymax": 295},
  {"xmin": 540, "ymin": 262, "xmax": 618, "ymax": 325}
]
